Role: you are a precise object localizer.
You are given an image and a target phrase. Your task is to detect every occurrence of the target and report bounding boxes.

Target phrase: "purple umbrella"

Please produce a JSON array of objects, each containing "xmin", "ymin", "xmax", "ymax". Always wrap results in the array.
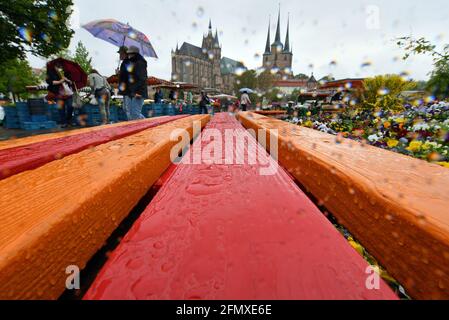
[{"xmin": 82, "ymin": 19, "xmax": 158, "ymax": 58}]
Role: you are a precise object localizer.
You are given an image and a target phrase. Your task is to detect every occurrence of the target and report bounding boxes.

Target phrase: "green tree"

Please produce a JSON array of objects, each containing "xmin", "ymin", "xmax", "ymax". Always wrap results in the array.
[
  {"xmin": 397, "ymin": 37, "xmax": 449, "ymax": 99},
  {"xmin": 49, "ymin": 47, "xmax": 72, "ymax": 60},
  {"xmin": 426, "ymin": 62, "xmax": 449, "ymax": 99},
  {"xmin": 264, "ymin": 88, "xmax": 283, "ymax": 103},
  {"xmin": 319, "ymin": 75, "xmax": 335, "ymax": 82},
  {"xmin": 234, "ymin": 70, "xmax": 257, "ymax": 93},
  {"xmin": 0, "ymin": 0, "xmax": 74, "ymax": 67},
  {"xmin": 361, "ymin": 74, "xmax": 417, "ymax": 112},
  {"xmin": 72, "ymin": 41, "xmax": 93, "ymax": 73},
  {"xmin": 256, "ymin": 70, "xmax": 276, "ymax": 93},
  {"xmin": 294, "ymin": 73, "xmax": 309, "ymax": 80},
  {"xmin": 397, "ymin": 37, "xmax": 448, "ymax": 61},
  {"xmin": 0, "ymin": 58, "xmax": 39, "ymax": 102},
  {"xmin": 415, "ymin": 80, "xmax": 428, "ymax": 91},
  {"xmin": 288, "ymin": 89, "xmax": 302, "ymax": 103}
]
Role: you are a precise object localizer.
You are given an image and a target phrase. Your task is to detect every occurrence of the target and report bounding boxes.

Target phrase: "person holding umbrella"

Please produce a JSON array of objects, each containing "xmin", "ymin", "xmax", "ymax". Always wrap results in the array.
[
  {"xmin": 116, "ymin": 45, "xmax": 129, "ymax": 75},
  {"xmin": 82, "ymin": 19, "xmax": 158, "ymax": 121},
  {"xmin": 120, "ymin": 46, "xmax": 148, "ymax": 120},
  {"xmin": 240, "ymin": 90, "xmax": 252, "ymax": 112}
]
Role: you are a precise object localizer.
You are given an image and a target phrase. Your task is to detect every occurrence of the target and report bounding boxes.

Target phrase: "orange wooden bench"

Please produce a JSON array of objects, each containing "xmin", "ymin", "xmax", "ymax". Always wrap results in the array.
[
  {"xmin": 0, "ymin": 115, "xmax": 209, "ymax": 300},
  {"xmin": 0, "ymin": 116, "xmax": 187, "ymax": 180},
  {"xmin": 238, "ymin": 112, "xmax": 449, "ymax": 300},
  {"xmin": 254, "ymin": 110, "xmax": 287, "ymax": 116}
]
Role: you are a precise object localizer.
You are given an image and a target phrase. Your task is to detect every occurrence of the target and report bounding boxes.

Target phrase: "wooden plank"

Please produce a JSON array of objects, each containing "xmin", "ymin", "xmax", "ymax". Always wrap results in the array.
[
  {"xmin": 254, "ymin": 110, "xmax": 287, "ymax": 116},
  {"xmin": 0, "ymin": 115, "xmax": 210, "ymax": 300},
  {"xmin": 0, "ymin": 116, "xmax": 187, "ymax": 180},
  {"xmin": 238, "ymin": 111, "xmax": 449, "ymax": 300},
  {"xmin": 84, "ymin": 113, "xmax": 397, "ymax": 300},
  {"xmin": 0, "ymin": 116, "xmax": 172, "ymax": 150}
]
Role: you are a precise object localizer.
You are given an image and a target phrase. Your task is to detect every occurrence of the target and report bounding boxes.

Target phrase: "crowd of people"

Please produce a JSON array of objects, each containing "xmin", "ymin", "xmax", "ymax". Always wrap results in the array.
[
  {"xmin": 45, "ymin": 45, "xmax": 148, "ymax": 127},
  {"xmin": 45, "ymin": 46, "xmax": 252, "ymax": 128}
]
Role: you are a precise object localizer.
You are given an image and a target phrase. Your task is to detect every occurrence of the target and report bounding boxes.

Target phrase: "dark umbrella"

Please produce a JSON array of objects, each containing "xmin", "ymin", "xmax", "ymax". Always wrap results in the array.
[
  {"xmin": 46, "ymin": 58, "xmax": 88, "ymax": 89},
  {"xmin": 107, "ymin": 74, "xmax": 118, "ymax": 84},
  {"xmin": 107, "ymin": 75, "xmax": 173, "ymax": 87},
  {"xmin": 147, "ymin": 76, "xmax": 174, "ymax": 86}
]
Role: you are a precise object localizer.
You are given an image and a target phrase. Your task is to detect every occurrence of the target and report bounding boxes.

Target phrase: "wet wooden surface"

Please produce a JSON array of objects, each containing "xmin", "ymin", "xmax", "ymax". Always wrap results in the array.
[
  {"xmin": 238, "ymin": 111, "xmax": 449, "ymax": 299},
  {"xmin": 0, "ymin": 115, "xmax": 209, "ymax": 300},
  {"xmin": 85, "ymin": 113, "xmax": 397, "ymax": 300}
]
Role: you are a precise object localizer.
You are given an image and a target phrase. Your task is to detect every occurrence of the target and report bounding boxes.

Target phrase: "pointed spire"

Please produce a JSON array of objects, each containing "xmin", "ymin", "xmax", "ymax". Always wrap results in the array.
[
  {"xmin": 308, "ymin": 72, "xmax": 317, "ymax": 83},
  {"xmin": 274, "ymin": 4, "xmax": 281, "ymax": 44},
  {"xmin": 284, "ymin": 14, "xmax": 290, "ymax": 52},
  {"xmin": 209, "ymin": 19, "xmax": 212, "ymax": 31},
  {"xmin": 214, "ymin": 29, "xmax": 219, "ymax": 45},
  {"xmin": 264, "ymin": 17, "xmax": 271, "ymax": 54},
  {"xmin": 176, "ymin": 42, "xmax": 179, "ymax": 52}
]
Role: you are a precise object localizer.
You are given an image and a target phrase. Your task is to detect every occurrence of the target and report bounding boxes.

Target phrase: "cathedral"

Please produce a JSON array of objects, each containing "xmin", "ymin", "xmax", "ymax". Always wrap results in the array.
[
  {"xmin": 262, "ymin": 9, "xmax": 293, "ymax": 78},
  {"xmin": 171, "ymin": 20, "xmax": 246, "ymax": 93}
]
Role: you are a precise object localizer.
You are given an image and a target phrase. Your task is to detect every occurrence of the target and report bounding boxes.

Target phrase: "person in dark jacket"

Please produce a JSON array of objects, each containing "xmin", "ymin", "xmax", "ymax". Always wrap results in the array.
[
  {"xmin": 46, "ymin": 61, "xmax": 74, "ymax": 128},
  {"xmin": 154, "ymin": 88, "xmax": 163, "ymax": 104},
  {"xmin": 120, "ymin": 46, "xmax": 148, "ymax": 120},
  {"xmin": 169, "ymin": 89, "xmax": 176, "ymax": 102},
  {"xmin": 199, "ymin": 91, "xmax": 210, "ymax": 114},
  {"xmin": 117, "ymin": 46, "xmax": 132, "ymax": 120}
]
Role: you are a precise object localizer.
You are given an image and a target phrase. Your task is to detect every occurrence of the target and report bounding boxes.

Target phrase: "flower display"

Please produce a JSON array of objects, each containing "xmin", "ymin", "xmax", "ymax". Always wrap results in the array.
[
  {"xmin": 286, "ymin": 101, "xmax": 449, "ymax": 167},
  {"xmin": 406, "ymin": 140, "xmax": 423, "ymax": 152}
]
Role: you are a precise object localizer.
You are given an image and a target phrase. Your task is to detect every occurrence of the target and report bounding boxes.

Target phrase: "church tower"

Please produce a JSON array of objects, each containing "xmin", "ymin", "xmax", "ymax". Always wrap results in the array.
[
  {"xmin": 262, "ymin": 7, "xmax": 293, "ymax": 78},
  {"xmin": 202, "ymin": 19, "xmax": 222, "ymax": 89},
  {"xmin": 263, "ymin": 18, "xmax": 272, "ymax": 68}
]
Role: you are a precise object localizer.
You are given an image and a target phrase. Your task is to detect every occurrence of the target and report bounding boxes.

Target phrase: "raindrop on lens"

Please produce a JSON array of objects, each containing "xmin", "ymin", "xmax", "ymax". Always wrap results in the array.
[
  {"xmin": 270, "ymin": 67, "xmax": 280, "ymax": 75},
  {"xmin": 18, "ymin": 27, "xmax": 33, "ymax": 43},
  {"xmin": 361, "ymin": 61, "xmax": 372, "ymax": 68},
  {"xmin": 234, "ymin": 67, "xmax": 245, "ymax": 76},
  {"xmin": 378, "ymin": 88, "xmax": 389, "ymax": 96},
  {"xmin": 48, "ymin": 10, "xmax": 58, "ymax": 21},
  {"xmin": 196, "ymin": 7, "xmax": 204, "ymax": 17}
]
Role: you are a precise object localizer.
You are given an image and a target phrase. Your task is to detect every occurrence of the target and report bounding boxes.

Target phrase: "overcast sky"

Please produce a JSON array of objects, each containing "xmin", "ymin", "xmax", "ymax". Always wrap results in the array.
[{"xmin": 28, "ymin": 0, "xmax": 449, "ymax": 81}]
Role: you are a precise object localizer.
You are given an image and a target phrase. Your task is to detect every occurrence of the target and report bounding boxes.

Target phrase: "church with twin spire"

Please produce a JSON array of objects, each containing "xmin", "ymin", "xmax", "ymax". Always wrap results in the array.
[
  {"xmin": 262, "ymin": 8, "xmax": 293, "ymax": 78},
  {"xmin": 171, "ymin": 20, "xmax": 246, "ymax": 94},
  {"xmin": 171, "ymin": 9, "xmax": 295, "ymax": 93}
]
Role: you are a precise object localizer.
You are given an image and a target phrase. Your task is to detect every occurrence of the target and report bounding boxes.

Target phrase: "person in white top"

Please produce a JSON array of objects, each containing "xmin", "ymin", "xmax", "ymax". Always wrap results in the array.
[
  {"xmin": 240, "ymin": 91, "xmax": 252, "ymax": 111},
  {"xmin": 88, "ymin": 70, "xmax": 112, "ymax": 124}
]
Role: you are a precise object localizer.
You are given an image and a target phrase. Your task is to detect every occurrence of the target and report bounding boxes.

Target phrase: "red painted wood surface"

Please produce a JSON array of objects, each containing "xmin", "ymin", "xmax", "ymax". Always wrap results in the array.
[
  {"xmin": 85, "ymin": 113, "xmax": 397, "ymax": 300},
  {"xmin": 0, "ymin": 116, "xmax": 187, "ymax": 180}
]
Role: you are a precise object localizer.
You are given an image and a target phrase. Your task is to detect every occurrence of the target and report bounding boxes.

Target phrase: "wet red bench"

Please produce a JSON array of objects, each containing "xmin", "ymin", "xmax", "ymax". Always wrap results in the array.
[{"xmin": 85, "ymin": 113, "xmax": 397, "ymax": 300}]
